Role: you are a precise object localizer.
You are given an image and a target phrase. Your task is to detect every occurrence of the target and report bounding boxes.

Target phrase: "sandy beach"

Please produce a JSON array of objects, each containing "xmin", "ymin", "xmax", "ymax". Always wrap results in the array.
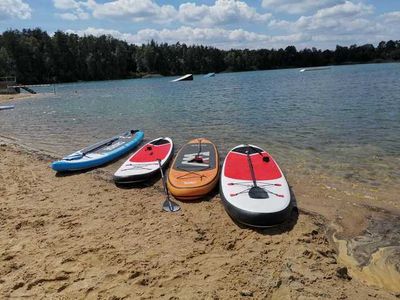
[
  {"xmin": 2, "ymin": 2, "xmax": 399, "ymax": 298},
  {"xmin": 0, "ymin": 138, "xmax": 399, "ymax": 299},
  {"xmin": 0, "ymin": 93, "xmax": 41, "ymax": 104}
]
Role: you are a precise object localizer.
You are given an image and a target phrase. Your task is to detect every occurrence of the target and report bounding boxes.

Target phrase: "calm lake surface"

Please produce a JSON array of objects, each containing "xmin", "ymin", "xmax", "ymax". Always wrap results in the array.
[{"xmin": 1, "ymin": 63, "xmax": 399, "ymax": 186}]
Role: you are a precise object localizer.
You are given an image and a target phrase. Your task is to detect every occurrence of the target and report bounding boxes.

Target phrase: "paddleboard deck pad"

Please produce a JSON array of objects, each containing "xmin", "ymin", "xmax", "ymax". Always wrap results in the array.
[
  {"xmin": 113, "ymin": 137, "xmax": 174, "ymax": 184},
  {"xmin": 51, "ymin": 130, "xmax": 144, "ymax": 172},
  {"xmin": 220, "ymin": 145, "xmax": 291, "ymax": 227},
  {"xmin": 167, "ymin": 138, "xmax": 219, "ymax": 200}
]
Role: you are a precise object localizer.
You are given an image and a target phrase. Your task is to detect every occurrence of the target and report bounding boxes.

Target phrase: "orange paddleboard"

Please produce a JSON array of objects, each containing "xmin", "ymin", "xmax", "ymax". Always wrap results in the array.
[{"xmin": 167, "ymin": 138, "xmax": 220, "ymax": 200}]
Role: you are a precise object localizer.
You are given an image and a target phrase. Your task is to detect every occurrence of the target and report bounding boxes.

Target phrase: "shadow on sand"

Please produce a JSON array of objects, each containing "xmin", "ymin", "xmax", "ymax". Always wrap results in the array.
[
  {"xmin": 114, "ymin": 174, "xmax": 162, "ymax": 190},
  {"xmin": 55, "ymin": 166, "xmax": 102, "ymax": 177},
  {"xmin": 171, "ymin": 185, "xmax": 220, "ymax": 204},
  {"xmin": 230, "ymin": 186, "xmax": 299, "ymax": 235}
]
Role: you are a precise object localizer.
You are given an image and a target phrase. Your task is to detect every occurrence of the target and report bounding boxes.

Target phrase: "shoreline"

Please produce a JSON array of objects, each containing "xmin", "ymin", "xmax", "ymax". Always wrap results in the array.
[
  {"xmin": 0, "ymin": 93, "xmax": 44, "ymax": 104},
  {"xmin": 2, "ymin": 61, "xmax": 398, "ymax": 87},
  {"xmin": 0, "ymin": 137, "xmax": 399, "ymax": 298}
]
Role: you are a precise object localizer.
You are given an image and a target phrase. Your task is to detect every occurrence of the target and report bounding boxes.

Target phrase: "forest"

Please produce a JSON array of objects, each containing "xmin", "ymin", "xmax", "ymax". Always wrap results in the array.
[{"xmin": 0, "ymin": 28, "xmax": 399, "ymax": 84}]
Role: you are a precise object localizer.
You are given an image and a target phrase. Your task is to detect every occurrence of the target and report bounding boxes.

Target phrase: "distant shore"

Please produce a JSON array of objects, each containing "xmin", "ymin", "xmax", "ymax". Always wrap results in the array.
[
  {"xmin": 5, "ymin": 60, "xmax": 399, "ymax": 88},
  {"xmin": 0, "ymin": 137, "xmax": 399, "ymax": 298},
  {"xmin": 3, "ymin": 28, "xmax": 399, "ymax": 85}
]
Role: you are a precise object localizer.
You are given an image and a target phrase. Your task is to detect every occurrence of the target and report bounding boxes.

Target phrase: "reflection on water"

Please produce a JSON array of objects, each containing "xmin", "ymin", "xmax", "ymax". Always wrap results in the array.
[{"xmin": 1, "ymin": 63, "xmax": 399, "ymax": 186}]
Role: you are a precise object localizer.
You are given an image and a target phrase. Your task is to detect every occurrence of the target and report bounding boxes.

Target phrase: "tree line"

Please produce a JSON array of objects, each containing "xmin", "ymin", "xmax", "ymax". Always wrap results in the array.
[{"xmin": 0, "ymin": 28, "xmax": 399, "ymax": 84}]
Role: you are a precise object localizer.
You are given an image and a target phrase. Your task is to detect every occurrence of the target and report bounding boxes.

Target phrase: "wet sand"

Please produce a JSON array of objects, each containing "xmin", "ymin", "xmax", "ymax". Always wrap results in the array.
[
  {"xmin": 0, "ymin": 93, "xmax": 41, "ymax": 104},
  {"xmin": 0, "ymin": 139, "xmax": 399, "ymax": 299},
  {"xmin": 287, "ymin": 163, "xmax": 400, "ymax": 294}
]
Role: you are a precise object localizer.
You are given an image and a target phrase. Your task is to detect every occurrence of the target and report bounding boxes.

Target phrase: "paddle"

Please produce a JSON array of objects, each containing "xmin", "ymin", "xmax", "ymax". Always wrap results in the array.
[
  {"xmin": 64, "ymin": 130, "xmax": 138, "ymax": 161},
  {"xmin": 189, "ymin": 139, "xmax": 203, "ymax": 163},
  {"xmin": 245, "ymin": 146, "xmax": 269, "ymax": 199},
  {"xmin": 157, "ymin": 159, "xmax": 180, "ymax": 212}
]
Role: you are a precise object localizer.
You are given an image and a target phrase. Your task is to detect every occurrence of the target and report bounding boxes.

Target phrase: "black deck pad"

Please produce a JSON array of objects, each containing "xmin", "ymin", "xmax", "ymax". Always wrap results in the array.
[
  {"xmin": 173, "ymin": 142, "xmax": 216, "ymax": 171},
  {"xmin": 151, "ymin": 138, "xmax": 170, "ymax": 146},
  {"xmin": 233, "ymin": 145, "xmax": 263, "ymax": 155},
  {"xmin": 249, "ymin": 186, "xmax": 269, "ymax": 199}
]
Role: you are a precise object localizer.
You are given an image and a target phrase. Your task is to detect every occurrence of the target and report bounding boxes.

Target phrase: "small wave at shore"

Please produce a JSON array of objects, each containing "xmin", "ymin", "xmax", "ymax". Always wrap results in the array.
[{"xmin": 332, "ymin": 210, "xmax": 400, "ymax": 293}]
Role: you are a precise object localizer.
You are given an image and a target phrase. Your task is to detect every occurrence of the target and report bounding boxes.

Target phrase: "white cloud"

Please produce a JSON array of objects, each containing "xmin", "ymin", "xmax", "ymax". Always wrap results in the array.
[
  {"xmin": 57, "ymin": 12, "xmax": 78, "ymax": 20},
  {"xmin": 178, "ymin": 0, "xmax": 271, "ymax": 26},
  {"xmin": 58, "ymin": 1, "xmax": 399, "ymax": 49},
  {"xmin": 261, "ymin": 0, "xmax": 342, "ymax": 15},
  {"xmin": 0, "ymin": 0, "xmax": 31, "ymax": 20},
  {"xmin": 57, "ymin": 11, "xmax": 89, "ymax": 20},
  {"xmin": 66, "ymin": 27, "xmax": 134, "ymax": 41},
  {"xmin": 53, "ymin": 0, "xmax": 92, "ymax": 21},
  {"xmin": 77, "ymin": 11, "xmax": 90, "ymax": 19},
  {"xmin": 270, "ymin": 1, "xmax": 376, "ymax": 38},
  {"xmin": 381, "ymin": 11, "xmax": 400, "ymax": 24},
  {"xmin": 265, "ymin": 0, "xmax": 399, "ymax": 48},
  {"xmin": 312, "ymin": 1, "xmax": 373, "ymax": 19},
  {"xmin": 53, "ymin": 0, "xmax": 80, "ymax": 10},
  {"xmin": 377, "ymin": 10, "xmax": 400, "ymax": 39},
  {"xmin": 54, "ymin": 0, "xmax": 271, "ymax": 26},
  {"xmin": 66, "ymin": 26, "xmax": 307, "ymax": 49},
  {"xmin": 90, "ymin": 0, "xmax": 176, "ymax": 23}
]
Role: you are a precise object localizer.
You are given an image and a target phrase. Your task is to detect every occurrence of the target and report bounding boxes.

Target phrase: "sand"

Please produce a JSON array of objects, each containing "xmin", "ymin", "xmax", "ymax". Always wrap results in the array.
[
  {"xmin": 0, "ymin": 140, "xmax": 399, "ymax": 299},
  {"xmin": 0, "ymin": 93, "xmax": 41, "ymax": 104}
]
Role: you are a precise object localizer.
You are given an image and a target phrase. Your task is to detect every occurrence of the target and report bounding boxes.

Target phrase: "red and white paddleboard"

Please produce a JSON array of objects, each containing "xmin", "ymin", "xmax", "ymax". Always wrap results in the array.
[
  {"xmin": 220, "ymin": 144, "xmax": 292, "ymax": 227},
  {"xmin": 113, "ymin": 137, "xmax": 173, "ymax": 184}
]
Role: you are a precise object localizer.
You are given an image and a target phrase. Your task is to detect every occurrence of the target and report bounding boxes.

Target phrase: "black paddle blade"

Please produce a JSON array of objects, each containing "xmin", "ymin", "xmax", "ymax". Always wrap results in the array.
[
  {"xmin": 162, "ymin": 199, "xmax": 181, "ymax": 212},
  {"xmin": 249, "ymin": 187, "xmax": 269, "ymax": 199}
]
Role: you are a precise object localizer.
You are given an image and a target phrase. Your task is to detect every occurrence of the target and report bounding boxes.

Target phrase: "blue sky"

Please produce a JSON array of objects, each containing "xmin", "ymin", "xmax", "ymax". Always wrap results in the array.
[{"xmin": 1, "ymin": 0, "xmax": 399, "ymax": 49}]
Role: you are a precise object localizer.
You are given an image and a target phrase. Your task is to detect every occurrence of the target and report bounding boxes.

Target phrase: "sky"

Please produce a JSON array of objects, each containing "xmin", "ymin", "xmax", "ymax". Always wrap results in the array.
[{"xmin": 0, "ymin": 0, "xmax": 399, "ymax": 49}]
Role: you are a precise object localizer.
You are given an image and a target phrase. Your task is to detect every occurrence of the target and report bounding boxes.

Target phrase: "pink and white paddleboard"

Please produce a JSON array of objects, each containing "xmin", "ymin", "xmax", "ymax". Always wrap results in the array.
[{"xmin": 220, "ymin": 144, "xmax": 292, "ymax": 227}]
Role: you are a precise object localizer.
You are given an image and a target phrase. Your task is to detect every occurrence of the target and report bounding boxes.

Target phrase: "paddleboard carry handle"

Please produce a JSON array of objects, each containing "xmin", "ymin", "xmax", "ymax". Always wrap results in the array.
[{"xmin": 189, "ymin": 138, "xmax": 203, "ymax": 163}]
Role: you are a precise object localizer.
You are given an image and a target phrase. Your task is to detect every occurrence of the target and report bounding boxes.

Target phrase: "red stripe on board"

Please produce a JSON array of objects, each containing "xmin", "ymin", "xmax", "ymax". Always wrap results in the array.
[
  {"xmin": 130, "ymin": 143, "xmax": 171, "ymax": 162},
  {"xmin": 224, "ymin": 151, "xmax": 282, "ymax": 180}
]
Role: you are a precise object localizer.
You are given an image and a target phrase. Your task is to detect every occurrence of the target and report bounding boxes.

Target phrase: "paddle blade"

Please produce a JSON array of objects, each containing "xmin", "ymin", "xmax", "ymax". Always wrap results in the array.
[{"xmin": 162, "ymin": 199, "xmax": 181, "ymax": 212}]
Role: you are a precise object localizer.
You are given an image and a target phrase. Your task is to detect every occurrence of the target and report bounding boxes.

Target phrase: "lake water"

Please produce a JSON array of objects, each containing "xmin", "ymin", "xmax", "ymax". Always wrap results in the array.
[{"xmin": 1, "ymin": 63, "xmax": 399, "ymax": 186}]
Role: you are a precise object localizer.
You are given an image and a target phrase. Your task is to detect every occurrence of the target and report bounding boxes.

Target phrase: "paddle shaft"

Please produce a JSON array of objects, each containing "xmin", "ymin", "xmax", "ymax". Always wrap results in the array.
[
  {"xmin": 248, "ymin": 145, "xmax": 269, "ymax": 162},
  {"xmin": 197, "ymin": 139, "xmax": 202, "ymax": 157},
  {"xmin": 81, "ymin": 136, "xmax": 119, "ymax": 156},
  {"xmin": 81, "ymin": 130, "xmax": 137, "ymax": 157},
  {"xmin": 246, "ymin": 147, "xmax": 258, "ymax": 188},
  {"xmin": 64, "ymin": 136, "xmax": 120, "ymax": 160},
  {"xmin": 157, "ymin": 159, "xmax": 172, "ymax": 201},
  {"xmin": 157, "ymin": 151, "xmax": 180, "ymax": 213}
]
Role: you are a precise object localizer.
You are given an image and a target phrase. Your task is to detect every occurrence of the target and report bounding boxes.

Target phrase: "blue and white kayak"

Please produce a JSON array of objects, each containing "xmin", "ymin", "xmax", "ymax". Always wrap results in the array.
[
  {"xmin": 0, "ymin": 105, "xmax": 15, "ymax": 110},
  {"xmin": 51, "ymin": 130, "xmax": 144, "ymax": 172}
]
